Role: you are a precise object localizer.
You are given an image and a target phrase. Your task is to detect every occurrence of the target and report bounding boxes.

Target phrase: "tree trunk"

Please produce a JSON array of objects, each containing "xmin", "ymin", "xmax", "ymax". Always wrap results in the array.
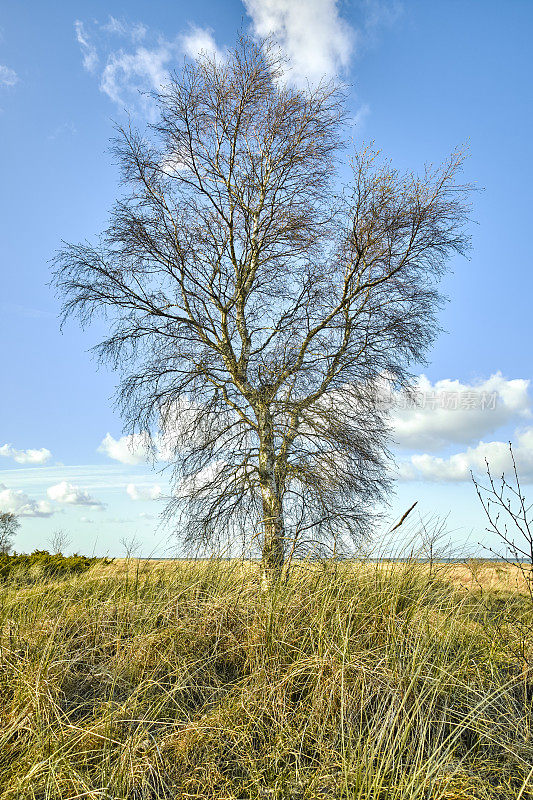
[
  {"xmin": 260, "ymin": 487, "xmax": 285, "ymax": 589},
  {"xmin": 258, "ymin": 408, "xmax": 285, "ymax": 589}
]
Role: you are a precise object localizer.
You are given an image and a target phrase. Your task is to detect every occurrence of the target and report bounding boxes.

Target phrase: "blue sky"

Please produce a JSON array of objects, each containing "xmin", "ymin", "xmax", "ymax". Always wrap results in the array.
[{"xmin": 1, "ymin": 0, "xmax": 532, "ymax": 556}]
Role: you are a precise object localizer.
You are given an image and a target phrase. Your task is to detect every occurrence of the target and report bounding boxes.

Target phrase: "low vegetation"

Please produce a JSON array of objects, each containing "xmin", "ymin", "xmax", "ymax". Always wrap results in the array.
[
  {"xmin": 0, "ymin": 550, "xmax": 112, "ymax": 584},
  {"xmin": 0, "ymin": 557, "xmax": 532, "ymax": 799}
]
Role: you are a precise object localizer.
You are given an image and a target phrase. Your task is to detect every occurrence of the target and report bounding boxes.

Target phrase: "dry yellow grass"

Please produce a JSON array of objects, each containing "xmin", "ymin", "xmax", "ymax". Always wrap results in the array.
[
  {"xmin": 106, "ymin": 557, "xmax": 533, "ymax": 593},
  {"xmin": 1, "ymin": 558, "xmax": 531, "ymax": 799}
]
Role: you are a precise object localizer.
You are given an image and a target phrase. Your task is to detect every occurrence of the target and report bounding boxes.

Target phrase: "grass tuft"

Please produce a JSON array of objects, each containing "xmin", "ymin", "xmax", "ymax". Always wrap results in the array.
[{"xmin": 0, "ymin": 558, "xmax": 531, "ymax": 798}]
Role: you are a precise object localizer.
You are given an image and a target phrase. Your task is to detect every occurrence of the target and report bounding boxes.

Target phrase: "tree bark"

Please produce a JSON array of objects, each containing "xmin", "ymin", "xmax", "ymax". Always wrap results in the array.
[
  {"xmin": 258, "ymin": 408, "xmax": 285, "ymax": 588},
  {"xmin": 260, "ymin": 486, "xmax": 285, "ymax": 589}
]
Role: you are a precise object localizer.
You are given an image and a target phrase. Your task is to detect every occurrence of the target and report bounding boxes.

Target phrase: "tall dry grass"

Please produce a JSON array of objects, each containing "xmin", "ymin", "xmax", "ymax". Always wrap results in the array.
[{"xmin": 0, "ymin": 558, "xmax": 532, "ymax": 799}]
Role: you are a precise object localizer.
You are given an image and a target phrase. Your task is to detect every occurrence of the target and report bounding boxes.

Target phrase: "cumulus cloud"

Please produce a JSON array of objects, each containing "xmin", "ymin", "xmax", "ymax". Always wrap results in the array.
[
  {"xmin": 0, "ymin": 484, "xmax": 54, "ymax": 517},
  {"xmin": 177, "ymin": 460, "xmax": 248, "ymax": 499},
  {"xmin": 126, "ymin": 483, "xmax": 162, "ymax": 501},
  {"xmin": 75, "ymin": 4, "xmax": 401, "ymax": 115},
  {"xmin": 390, "ymin": 373, "xmax": 531, "ymax": 452},
  {"xmin": 391, "ymin": 373, "xmax": 533, "ymax": 484},
  {"xmin": 157, "ymin": 395, "xmax": 211, "ymax": 457},
  {"xmin": 98, "ymin": 432, "xmax": 152, "ymax": 465},
  {"xmin": 99, "ymin": 396, "xmax": 206, "ymax": 465},
  {"xmin": 180, "ymin": 25, "xmax": 225, "ymax": 61},
  {"xmin": 47, "ymin": 481, "xmax": 105, "ymax": 508},
  {"xmin": 0, "ymin": 64, "xmax": 18, "ymax": 87},
  {"xmin": 396, "ymin": 428, "xmax": 533, "ymax": 484},
  {"xmin": 0, "ymin": 443, "xmax": 52, "ymax": 465},
  {"xmin": 244, "ymin": 0, "xmax": 354, "ymax": 85}
]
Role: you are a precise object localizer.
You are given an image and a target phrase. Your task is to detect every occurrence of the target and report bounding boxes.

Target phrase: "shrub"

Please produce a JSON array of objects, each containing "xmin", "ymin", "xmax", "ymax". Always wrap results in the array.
[{"xmin": 0, "ymin": 549, "xmax": 112, "ymax": 584}]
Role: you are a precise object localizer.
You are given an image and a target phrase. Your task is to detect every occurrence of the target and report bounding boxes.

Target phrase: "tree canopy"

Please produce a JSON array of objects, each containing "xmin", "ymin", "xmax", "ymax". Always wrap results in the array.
[{"xmin": 54, "ymin": 37, "xmax": 470, "ymax": 581}]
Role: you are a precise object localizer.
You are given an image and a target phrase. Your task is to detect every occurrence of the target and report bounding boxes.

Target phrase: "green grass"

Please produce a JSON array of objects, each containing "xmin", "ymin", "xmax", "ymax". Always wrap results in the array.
[{"xmin": 0, "ymin": 558, "xmax": 532, "ymax": 799}]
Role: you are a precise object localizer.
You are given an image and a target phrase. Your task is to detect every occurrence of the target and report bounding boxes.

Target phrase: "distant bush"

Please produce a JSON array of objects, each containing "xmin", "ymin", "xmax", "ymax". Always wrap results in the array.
[{"xmin": 0, "ymin": 550, "xmax": 112, "ymax": 583}]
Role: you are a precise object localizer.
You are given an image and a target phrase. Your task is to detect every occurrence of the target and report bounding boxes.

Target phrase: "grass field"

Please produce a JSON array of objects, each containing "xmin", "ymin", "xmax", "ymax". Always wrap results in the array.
[{"xmin": 0, "ymin": 557, "xmax": 532, "ymax": 799}]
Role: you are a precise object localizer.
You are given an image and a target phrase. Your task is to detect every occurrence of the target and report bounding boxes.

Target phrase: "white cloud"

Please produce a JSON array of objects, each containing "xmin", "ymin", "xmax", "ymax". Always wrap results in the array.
[
  {"xmin": 243, "ymin": 0, "xmax": 355, "ymax": 85},
  {"xmin": 177, "ymin": 461, "xmax": 223, "ymax": 498},
  {"xmin": 74, "ymin": 20, "xmax": 98, "ymax": 73},
  {"xmin": 74, "ymin": 18, "xmax": 181, "ymax": 116},
  {"xmin": 0, "ymin": 444, "xmax": 52, "ymax": 465},
  {"xmin": 99, "ymin": 397, "xmax": 205, "ymax": 465},
  {"xmin": 0, "ymin": 301, "xmax": 54, "ymax": 320},
  {"xmin": 157, "ymin": 395, "xmax": 209, "ymax": 457},
  {"xmin": 397, "ymin": 427, "xmax": 533, "ymax": 484},
  {"xmin": 0, "ymin": 64, "xmax": 18, "ymax": 87},
  {"xmin": 100, "ymin": 41, "xmax": 177, "ymax": 110},
  {"xmin": 75, "ymin": 5, "xmax": 400, "ymax": 116},
  {"xmin": 48, "ymin": 121, "xmax": 77, "ymax": 141},
  {"xmin": 180, "ymin": 25, "xmax": 225, "ymax": 61},
  {"xmin": 362, "ymin": 0, "xmax": 402, "ymax": 33},
  {"xmin": 176, "ymin": 460, "xmax": 252, "ymax": 500},
  {"xmin": 0, "ymin": 484, "xmax": 54, "ymax": 517},
  {"xmin": 352, "ymin": 101, "xmax": 370, "ymax": 129},
  {"xmin": 126, "ymin": 483, "xmax": 162, "ymax": 501},
  {"xmin": 391, "ymin": 373, "xmax": 531, "ymax": 452},
  {"xmin": 98, "ymin": 432, "xmax": 152, "ymax": 465},
  {"xmin": 101, "ymin": 17, "xmax": 147, "ymax": 42},
  {"xmin": 47, "ymin": 481, "xmax": 105, "ymax": 508}
]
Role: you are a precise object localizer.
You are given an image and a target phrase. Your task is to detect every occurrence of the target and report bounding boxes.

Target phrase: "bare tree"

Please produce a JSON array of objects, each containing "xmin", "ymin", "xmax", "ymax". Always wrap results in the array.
[
  {"xmin": 53, "ymin": 37, "xmax": 470, "ymax": 584},
  {"xmin": 120, "ymin": 534, "xmax": 142, "ymax": 559},
  {"xmin": 0, "ymin": 512, "xmax": 20, "ymax": 555},
  {"xmin": 47, "ymin": 529, "xmax": 71, "ymax": 555},
  {"xmin": 473, "ymin": 445, "xmax": 533, "ymax": 600},
  {"xmin": 472, "ymin": 445, "xmax": 533, "ymax": 669}
]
